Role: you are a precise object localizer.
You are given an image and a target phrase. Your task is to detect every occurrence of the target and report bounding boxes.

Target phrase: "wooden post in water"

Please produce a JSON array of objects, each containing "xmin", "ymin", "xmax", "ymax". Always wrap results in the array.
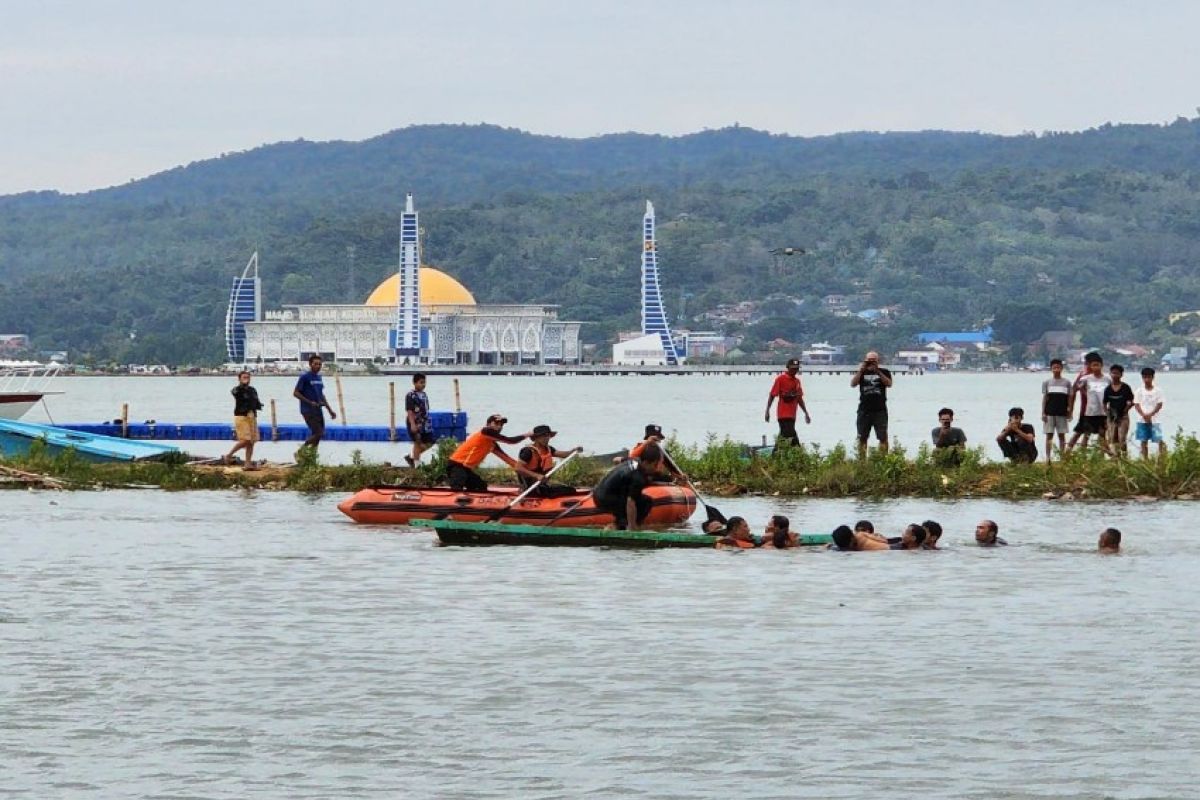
[
  {"xmin": 120, "ymin": 403, "xmax": 128, "ymax": 438},
  {"xmin": 388, "ymin": 381, "xmax": 397, "ymax": 442},
  {"xmin": 453, "ymin": 378, "xmax": 461, "ymax": 413},
  {"xmin": 270, "ymin": 399, "xmax": 278, "ymax": 442},
  {"xmin": 335, "ymin": 374, "xmax": 347, "ymax": 426}
]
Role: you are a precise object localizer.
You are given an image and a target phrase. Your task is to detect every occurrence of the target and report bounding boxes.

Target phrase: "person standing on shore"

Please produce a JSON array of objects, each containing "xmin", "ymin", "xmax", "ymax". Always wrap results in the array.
[
  {"xmin": 224, "ymin": 370, "xmax": 263, "ymax": 469},
  {"xmin": 1041, "ymin": 358, "xmax": 1072, "ymax": 461},
  {"xmin": 1133, "ymin": 367, "xmax": 1166, "ymax": 460},
  {"xmin": 293, "ymin": 355, "xmax": 336, "ymax": 456},
  {"xmin": 1104, "ymin": 364, "xmax": 1135, "ymax": 457},
  {"xmin": 765, "ymin": 357, "xmax": 810, "ymax": 448},
  {"xmin": 850, "ymin": 351, "xmax": 892, "ymax": 456},
  {"xmin": 1066, "ymin": 352, "xmax": 1110, "ymax": 455},
  {"xmin": 404, "ymin": 373, "xmax": 434, "ymax": 467}
]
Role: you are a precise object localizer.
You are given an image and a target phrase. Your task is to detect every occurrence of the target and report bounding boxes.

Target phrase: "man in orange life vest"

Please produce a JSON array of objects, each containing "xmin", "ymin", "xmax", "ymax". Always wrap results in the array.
[
  {"xmin": 629, "ymin": 424, "xmax": 685, "ymax": 482},
  {"xmin": 446, "ymin": 413, "xmax": 540, "ymax": 492},
  {"xmin": 517, "ymin": 424, "xmax": 583, "ymax": 497}
]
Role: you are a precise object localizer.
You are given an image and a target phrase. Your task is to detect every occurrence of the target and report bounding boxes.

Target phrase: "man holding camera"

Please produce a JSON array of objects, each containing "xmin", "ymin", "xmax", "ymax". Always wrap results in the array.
[
  {"xmin": 850, "ymin": 351, "xmax": 893, "ymax": 456},
  {"xmin": 765, "ymin": 357, "xmax": 810, "ymax": 448},
  {"xmin": 996, "ymin": 407, "xmax": 1038, "ymax": 463}
]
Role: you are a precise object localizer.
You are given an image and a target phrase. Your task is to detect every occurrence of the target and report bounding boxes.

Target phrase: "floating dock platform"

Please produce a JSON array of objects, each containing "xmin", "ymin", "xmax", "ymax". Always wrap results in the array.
[{"xmin": 60, "ymin": 411, "xmax": 468, "ymax": 443}]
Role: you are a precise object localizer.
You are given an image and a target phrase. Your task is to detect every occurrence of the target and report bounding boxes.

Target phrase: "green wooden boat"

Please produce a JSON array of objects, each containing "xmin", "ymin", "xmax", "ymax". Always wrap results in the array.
[{"xmin": 411, "ymin": 519, "xmax": 833, "ymax": 549}]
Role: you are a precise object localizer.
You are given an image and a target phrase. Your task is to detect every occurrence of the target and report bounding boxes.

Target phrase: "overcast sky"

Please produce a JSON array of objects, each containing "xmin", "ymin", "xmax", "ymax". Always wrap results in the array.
[{"xmin": 3, "ymin": 0, "xmax": 1198, "ymax": 195}]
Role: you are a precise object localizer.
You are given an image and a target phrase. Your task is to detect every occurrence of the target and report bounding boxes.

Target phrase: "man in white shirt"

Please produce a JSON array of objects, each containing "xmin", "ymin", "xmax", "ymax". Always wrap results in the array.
[{"xmin": 1133, "ymin": 366, "xmax": 1166, "ymax": 459}]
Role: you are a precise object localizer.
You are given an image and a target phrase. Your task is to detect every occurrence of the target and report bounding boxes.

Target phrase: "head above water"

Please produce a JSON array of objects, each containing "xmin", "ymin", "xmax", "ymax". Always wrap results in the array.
[
  {"xmin": 725, "ymin": 516, "xmax": 750, "ymax": 539},
  {"xmin": 1098, "ymin": 527, "xmax": 1122, "ymax": 552},
  {"xmin": 832, "ymin": 525, "xmax": 855, "ymax": 550},
  {"xmin": 854, "ymin": 519, "xmax": 874, "ymax": 534},
  {"xmin": 902, "ymin": 524, "xmax": 927, "ymax": 548},
  {"xmin": 975, "ymin": 519, "xmax": 999, "ymax": 545},
  {"xmin": 922, "ymin": 520, "xmax": 943, "ymax": 544}
]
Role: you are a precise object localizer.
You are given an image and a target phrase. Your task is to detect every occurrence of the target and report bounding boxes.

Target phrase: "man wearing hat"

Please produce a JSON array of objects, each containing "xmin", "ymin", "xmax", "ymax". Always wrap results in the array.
[
  {"xmin": 629, "ymin": 423, "xmax": 685, "ymax": 482},
  {"xmin": 517, "ymin": 424, "xmax": 584, "ymax": 497},
  {"xmin": 446, "ymin": 413, "xmax": 540, "ymax": 492},
  {"xmin": 765, "ymin": 357, "xmax": 811, "ymax": 448}
]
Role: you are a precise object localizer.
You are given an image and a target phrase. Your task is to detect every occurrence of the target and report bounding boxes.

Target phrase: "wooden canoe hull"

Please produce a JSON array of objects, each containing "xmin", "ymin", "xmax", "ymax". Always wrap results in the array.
[{"xmin": 412, "ymin": 519, "xmax": 835, "ymax": 549}]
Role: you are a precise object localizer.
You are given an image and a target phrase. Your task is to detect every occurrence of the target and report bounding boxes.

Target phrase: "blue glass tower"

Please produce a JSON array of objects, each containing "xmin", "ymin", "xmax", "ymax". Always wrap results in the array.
[
  {"xmin": 224, "ymin": 252, "xmax": 261, "ymax": 363},
  {"xmin": 641, "ymin": 201, "xmax": 681, "ymax": 365},
  {"xmin": 391, "ymin": 192, "xmax": 421, "ymax": 360}
]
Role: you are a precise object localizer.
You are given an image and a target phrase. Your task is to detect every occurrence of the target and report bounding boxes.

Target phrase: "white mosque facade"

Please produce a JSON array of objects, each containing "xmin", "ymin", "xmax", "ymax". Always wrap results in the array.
[{"xmin": 231, "ymin": 195, "xmax": 582, "ymax": 366}]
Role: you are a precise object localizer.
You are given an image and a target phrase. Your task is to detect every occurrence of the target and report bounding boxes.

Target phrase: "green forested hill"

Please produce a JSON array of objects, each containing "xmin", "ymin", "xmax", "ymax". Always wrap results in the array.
[{"xmin": 3, "ymin": 120, "xmax": 1200, "ymax": 363}]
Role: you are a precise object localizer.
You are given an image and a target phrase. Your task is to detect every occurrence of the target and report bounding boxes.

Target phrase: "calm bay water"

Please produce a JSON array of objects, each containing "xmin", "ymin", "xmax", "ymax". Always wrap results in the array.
[
  {"xmin": 25, "ymin": 371, "xmax": 1200, "ymax": 464},
  {"xmin": 7, "ymin": 374, "xmax": 1200, "ymax": 796},
  {"xmin": 3, "ymin": 489, "xmax": 1198, "ymax": 798}
]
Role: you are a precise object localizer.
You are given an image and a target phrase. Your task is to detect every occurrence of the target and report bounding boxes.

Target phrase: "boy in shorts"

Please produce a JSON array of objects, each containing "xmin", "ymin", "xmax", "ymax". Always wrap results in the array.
[
  {"xmin": 1041, "ymin": 358, "xmax": 1071, "ymax": 461},
  {"xmin": 1133, "ymin": 367, "xmax": 1166, "ymax": 460},
  {"xmin": 404, "ymin": 373, "xmax": 435, "ymax": 466},
  {"xmin": 1066, "ymin": 352, "xmax": 1110, "ymax": 455}
]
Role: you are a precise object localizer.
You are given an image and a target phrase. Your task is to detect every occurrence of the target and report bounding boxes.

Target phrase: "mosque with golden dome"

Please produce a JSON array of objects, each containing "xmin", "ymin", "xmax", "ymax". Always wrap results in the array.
[{"xmin": 230, "ymin": 195, "xmax": 581, "ymax": 365}]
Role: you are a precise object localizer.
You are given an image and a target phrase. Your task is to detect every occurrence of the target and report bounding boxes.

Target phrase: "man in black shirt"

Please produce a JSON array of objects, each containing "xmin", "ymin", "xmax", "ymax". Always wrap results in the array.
[
  {"xmin": 1104, "ymin": 364, "xmax": 1135, "ymax": 456},
  {"xmin": 996, "ymin": 407, "xmax": 1038, "ymax": 463},
  {"xmin": 850, "ymin": 351, "xmax": 893, "ymax": 456},
  {"xmin": 593, "ymin": 442, "xmax": 664, "ymax": 530}
]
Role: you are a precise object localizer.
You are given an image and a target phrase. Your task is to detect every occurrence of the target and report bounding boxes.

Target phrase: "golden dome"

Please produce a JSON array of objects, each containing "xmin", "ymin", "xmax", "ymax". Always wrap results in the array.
[{"xmin": 364, "ymin": 267, "xmax": 476, "ymax": 307}]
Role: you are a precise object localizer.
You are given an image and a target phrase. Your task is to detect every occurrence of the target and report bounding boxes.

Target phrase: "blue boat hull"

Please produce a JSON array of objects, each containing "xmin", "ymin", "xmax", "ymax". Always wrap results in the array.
[{"xmin": 0, "ymin": 420, "xmax": 181, "ymax": 463}]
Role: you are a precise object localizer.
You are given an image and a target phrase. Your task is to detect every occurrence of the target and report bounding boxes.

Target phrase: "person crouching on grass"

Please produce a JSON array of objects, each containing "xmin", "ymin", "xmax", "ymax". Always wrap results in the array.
[{"xmin": 225, "ymin": 370, "xmax": 264, "ymax": 469}]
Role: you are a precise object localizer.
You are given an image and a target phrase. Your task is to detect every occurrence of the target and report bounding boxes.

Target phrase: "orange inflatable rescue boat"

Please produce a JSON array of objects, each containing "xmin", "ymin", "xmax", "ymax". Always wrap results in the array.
[{"xmin": 337, "ymin": 484, "xmax": 697, "ymax": 527}]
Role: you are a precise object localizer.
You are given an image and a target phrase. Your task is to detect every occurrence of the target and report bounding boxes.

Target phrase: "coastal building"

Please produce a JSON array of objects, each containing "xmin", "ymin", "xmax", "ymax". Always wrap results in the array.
[
  {"xmin": 801, "ymin": 342, "xmax": 845, "ymax": 366},
  {"xmin": 228, "ymin": 194, "xmax": 581, "ymax": 366},
  {"xmin": 613, "ymin": 201, "xmax": 685, "ymax": 366}
]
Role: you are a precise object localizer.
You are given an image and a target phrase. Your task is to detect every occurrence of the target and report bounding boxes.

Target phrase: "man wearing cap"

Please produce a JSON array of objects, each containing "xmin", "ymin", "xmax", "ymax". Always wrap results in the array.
[
  {"xmin": 629, "ymin": 424, "xmax": 685, "ymax": 482},
  {"xmin": 446, "ymin": 414, "xmax": 540, "ymax": 492},
  {"xmin": 765, "ymin": 358, "xmax": 810, "ymax": 448},
  {"xmin": 517, "ymin": 424, "xmax": 583, "ymax": 497}
]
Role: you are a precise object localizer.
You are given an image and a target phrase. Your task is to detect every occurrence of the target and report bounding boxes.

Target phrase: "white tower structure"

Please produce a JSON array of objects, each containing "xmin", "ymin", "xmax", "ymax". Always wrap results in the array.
[
  {"xmin": 640, "ymin": 200, "xmax": 681, "ymax": 365},
  {"xmin": 224, "ymin": 251, "xmax": 261, "ymax": 364},
  {"xmin": 391, "ymin": 192, "xmax": 421, "ymax": 360}
]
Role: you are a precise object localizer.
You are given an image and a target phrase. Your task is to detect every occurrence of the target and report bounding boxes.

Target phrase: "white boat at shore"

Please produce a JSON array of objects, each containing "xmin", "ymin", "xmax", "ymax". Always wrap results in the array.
[{"xmin": 0, "ymin": 362, "xmax": 62, "ymax": 420}]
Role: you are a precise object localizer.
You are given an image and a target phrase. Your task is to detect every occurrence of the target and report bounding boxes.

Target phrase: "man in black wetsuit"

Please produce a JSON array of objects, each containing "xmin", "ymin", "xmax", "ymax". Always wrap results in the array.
[{"xmin": 592, "ymin": 442, "xmax": 664, "ymax": 530}]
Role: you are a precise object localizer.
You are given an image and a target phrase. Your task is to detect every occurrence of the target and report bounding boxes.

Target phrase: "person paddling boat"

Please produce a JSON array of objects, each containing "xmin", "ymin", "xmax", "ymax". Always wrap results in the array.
[
  {"xmin": 517, "ymin": 424, "xmax": 583, "ymax": 497},
  {"xmin": 446, "ymin": 413, "xmax": 540, "ymax": 492},
  {"xmin": 628, "ymin": 424, "xmax": 685, "ymax": 482}
]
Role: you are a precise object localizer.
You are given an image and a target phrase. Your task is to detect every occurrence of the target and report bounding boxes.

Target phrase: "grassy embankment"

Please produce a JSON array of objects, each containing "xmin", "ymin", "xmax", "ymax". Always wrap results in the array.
[{"xmin": 3, "ymin": 435, "xmax": 1200, "ymax": 499}]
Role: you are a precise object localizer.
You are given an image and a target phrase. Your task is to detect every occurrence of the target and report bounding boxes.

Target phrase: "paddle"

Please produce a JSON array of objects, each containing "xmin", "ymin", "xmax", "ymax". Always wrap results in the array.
[
  {"xmin": 660, "ymin": 447, "xmax": 726, "ymax": 527},
  {"xmin": 487, "ymin": 450, "xmax": 580, "ymax": 521}
]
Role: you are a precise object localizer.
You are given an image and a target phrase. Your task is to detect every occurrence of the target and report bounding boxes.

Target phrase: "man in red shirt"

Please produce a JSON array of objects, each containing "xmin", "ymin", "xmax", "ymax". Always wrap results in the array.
[{"xmin": 764, "ymin": 358, "xmax": 811, "ymax": 448}]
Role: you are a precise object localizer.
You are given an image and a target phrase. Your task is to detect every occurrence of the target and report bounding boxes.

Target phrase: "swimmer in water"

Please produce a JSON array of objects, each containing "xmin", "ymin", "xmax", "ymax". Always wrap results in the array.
[
  {"xmin": 1098, "ymin": 527, "xmax": 1121, "ymax": 554},
  {"xmin": 975, "ymin": 519, "xmax": 1007, "ymax": 547},
  {"xmin": 759, "ymin": 515, "xmax": 799, "ymax": 549},
  {"xmin": 830, "ymin": 524, "xmax": 890, "ymax": 551},
  {"xmin": 714, "ymin": 517, "xmax": 758, "ymax": 549},
  {"xmin": 922, "ymin": 520, "xmax": 943, "ymax": 550},
  {"xmin": 891, "ymin": 523, "xmax": 927, "ymax": 550}
]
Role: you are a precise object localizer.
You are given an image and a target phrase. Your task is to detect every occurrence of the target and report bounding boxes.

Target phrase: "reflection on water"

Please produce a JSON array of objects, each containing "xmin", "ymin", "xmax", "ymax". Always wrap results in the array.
[{"xmin": 2, "ymin": 490, "xmax": 1197, "ymax": 797}]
